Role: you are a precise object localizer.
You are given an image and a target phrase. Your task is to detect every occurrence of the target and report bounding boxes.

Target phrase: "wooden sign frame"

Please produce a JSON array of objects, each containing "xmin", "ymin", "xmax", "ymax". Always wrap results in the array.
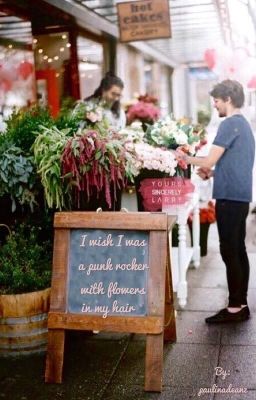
[
  {"xmin": 117, "ymin": 0, "xmax": 171, "ymax": 43},
  {"xmin": 45, "ymin": 211, "xmax": 176, "ymax": 392}
]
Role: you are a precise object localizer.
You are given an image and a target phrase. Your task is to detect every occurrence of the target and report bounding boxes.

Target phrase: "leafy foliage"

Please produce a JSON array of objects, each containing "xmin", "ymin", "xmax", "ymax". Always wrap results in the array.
[
  {"xmin": 55, "ymin": 98, "xmax": 83, "ymax": 134},
  {"xmin": 33, "ymin": 125, "xmax": 72, "ymax": 209},
  {"xmin": 0, "ymin": 223, "xmax": 52, "ymax": 294},
  {"xmin": 4, "ymin": 106, "xmax": 53, "ymax": 153},
  {"xmin": 0, "ymin": 138, "xmax": 37, "ymax": 211}
]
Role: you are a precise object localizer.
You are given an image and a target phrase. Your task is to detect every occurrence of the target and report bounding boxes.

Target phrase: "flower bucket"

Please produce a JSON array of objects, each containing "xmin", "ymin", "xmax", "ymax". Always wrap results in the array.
[
  {"xmin": 0, "ymin": 288, "xmax": 51, "ymax": 357},
  {"xmin": 134, "ymin": 170, "xmax": 168, "ymax": 211}
]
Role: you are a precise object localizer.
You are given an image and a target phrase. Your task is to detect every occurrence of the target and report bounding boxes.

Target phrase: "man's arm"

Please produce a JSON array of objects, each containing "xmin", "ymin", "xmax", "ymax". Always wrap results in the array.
[{"xmin": 177, "ymin": 144, "xmax": 225, "ymax": 169}]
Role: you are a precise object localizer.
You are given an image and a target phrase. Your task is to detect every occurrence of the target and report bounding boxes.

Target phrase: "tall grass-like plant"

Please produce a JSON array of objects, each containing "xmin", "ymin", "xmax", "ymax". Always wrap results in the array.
[{"xmin": 33, "ymin": 126, "xmax": 72, "ymax": 209}]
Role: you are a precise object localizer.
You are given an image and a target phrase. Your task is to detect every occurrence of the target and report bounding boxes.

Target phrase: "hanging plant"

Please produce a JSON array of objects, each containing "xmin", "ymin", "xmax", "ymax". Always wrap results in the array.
[{"xmin": 61, "ymin": 129, "xmax": 127, "ymax": 209}]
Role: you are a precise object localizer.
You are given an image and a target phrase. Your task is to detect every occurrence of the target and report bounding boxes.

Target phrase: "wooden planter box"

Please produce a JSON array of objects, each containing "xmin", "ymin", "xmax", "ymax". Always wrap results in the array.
[{"xmin": 0, "ymin": 288, "xmax": 51, "ymax": 356}]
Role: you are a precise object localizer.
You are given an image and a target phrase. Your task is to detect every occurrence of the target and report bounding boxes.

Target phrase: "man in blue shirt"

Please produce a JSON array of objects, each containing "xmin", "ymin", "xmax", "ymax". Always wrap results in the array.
[{"xmin": 177, "ymin": 80, "xmax": 255, "ymax": 323}]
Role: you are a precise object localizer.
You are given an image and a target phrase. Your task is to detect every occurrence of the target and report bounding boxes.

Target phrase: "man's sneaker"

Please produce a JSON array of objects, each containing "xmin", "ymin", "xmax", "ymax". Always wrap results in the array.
[{"xmin": 205, "ymin": 307, "xmax": 250, "ymax": 324}]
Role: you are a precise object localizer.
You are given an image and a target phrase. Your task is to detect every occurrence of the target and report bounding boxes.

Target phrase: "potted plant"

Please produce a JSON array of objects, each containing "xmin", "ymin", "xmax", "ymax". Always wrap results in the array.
[
  {"xmin": 188, "ymin": 201, "xmax": 216, "ymax": 256},
  {"xmin": 0, "ymin": 221, "xmax": 52, "ymax": 356},
  {"xmin": 120, "ymin": 119, "xmax": 203, "ymax": 211},
  {"xmin": 0, "ymin": 106, "xmax": 68, "ymax": 356},
  {"xmin": 33, "ymin": 111, "xmax": 129, "ymax": 211}
]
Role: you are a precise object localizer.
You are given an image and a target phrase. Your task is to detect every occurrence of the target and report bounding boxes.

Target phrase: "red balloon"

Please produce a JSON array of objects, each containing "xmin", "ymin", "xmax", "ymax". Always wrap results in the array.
[
  {"xmin": 17, "ymin": 61, "xmax": 34, "ymax": 80},
  {"xmin": 204, "ymin": 49, "xmax": 216, "ymax": 70},
  {"xmin": 0, "ymin": 78, "xmax": 12, "ymax": 92},
  {"xmin": 247, "ymin": 75, "xmax": 256, "ymax": 89}
]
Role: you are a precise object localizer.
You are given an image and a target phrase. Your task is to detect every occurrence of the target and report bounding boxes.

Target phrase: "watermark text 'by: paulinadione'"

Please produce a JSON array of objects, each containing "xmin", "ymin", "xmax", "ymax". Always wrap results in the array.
[{"xmin": 197, "ymin": 367, "xmax": 248, "ymax": 397}]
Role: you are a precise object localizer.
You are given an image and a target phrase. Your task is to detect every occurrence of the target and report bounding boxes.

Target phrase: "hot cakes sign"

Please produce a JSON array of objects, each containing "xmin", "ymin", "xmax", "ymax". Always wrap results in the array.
[{"xmin": 117, "ymin": 0, "xmax": 171, "ymax": 42}]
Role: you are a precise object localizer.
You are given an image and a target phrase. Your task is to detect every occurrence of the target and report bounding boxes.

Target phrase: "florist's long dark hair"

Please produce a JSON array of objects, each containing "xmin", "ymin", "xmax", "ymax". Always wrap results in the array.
[{"xmin": 85, "ymin": 71, "xmax": 124, "ymax": 118}]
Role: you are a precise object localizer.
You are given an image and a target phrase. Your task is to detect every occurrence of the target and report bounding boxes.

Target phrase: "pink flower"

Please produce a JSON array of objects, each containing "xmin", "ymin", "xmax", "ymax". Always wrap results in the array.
[
  {"xmin": 86, "ymin": 111, "xmax": 102, "ymax": 123},
  {"xmin": 127, "ymin": 101, "xmax": 160, "ymax": 124}
]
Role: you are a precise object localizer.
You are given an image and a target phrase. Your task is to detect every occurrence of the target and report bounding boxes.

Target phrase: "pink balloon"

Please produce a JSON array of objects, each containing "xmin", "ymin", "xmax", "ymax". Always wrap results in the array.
[
  {"xmin": 204, "ymin": 49, "xmax": 217, "ymax": 70},
  {"xmin": 247, "ymin": 75, "xmax": 256, "ymax": 89}
]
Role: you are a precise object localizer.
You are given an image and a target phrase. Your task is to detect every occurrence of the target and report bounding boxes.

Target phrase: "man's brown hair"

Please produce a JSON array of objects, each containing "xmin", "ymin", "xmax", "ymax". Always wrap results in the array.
[{"xmin": 210, "ymin": 79, "xmax": 245, "ymax": 108}]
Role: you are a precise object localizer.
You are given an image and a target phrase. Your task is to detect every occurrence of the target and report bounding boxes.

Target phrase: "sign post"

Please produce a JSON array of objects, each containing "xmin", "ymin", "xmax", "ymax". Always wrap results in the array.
[{"xmin": 45, "ymin": 211, "xmax": 176, "ymax": 392}]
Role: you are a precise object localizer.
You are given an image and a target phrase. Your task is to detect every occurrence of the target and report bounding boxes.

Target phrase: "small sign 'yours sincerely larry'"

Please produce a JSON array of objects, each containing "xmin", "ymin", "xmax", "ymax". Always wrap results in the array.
[{"xmin": 68, "ymin": 229, "xmax": 149, "ymax": 318}]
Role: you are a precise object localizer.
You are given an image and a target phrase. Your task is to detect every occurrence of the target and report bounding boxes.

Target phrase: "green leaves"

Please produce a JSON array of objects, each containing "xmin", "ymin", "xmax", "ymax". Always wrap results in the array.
[
  {"xmin": 4, "ymin": 105, "xmax": 53, "ymax": 153},
  {"xmin": 0, "ymin": 139, "xmax": 37, "ymax": 211},
  {"xmin": 0, "ymin": 223, "xmax": 52, "ymax": 294},
  {"xmin": 33, "ymin": 125, "xmax": 71, "ymax": 209}
]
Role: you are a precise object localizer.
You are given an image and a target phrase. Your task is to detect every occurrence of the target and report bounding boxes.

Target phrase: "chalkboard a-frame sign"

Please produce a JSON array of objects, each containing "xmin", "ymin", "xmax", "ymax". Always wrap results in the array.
[{"xmin": 45, "ymin": 212, "xmax": 176, "ymax": 392}]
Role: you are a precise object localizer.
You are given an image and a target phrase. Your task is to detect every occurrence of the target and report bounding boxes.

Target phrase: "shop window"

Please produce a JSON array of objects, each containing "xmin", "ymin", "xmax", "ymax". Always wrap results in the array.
[
  {"xmin": 0, "ymin": 13, "xmax": 35, "ymax": 121},
  {"xmin": 77, "ymin": 36, "xmax": 103, "ymax": 100},
  {"xmin": 34, "ymin": 32, "xmax": 74, "ymax": 114}
]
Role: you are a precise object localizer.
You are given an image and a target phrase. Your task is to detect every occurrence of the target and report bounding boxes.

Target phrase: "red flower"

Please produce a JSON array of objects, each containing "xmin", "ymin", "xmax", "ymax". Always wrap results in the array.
[{"xmin": 188, "ymin": 201, "xmax": 216, "ymax": 224}]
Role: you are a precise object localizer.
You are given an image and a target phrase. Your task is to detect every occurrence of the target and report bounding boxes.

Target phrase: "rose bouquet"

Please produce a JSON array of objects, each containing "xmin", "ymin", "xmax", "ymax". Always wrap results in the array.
[{"xmin": 126, "ymin": 101, "xmax": 160, "ymax": 126}]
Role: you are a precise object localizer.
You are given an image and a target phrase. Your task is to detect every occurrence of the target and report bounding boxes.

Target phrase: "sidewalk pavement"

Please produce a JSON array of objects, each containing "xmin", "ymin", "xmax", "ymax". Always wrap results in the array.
[{"xmin": 1, "ymin": 213, "xmax": 256, "ymax": 400}]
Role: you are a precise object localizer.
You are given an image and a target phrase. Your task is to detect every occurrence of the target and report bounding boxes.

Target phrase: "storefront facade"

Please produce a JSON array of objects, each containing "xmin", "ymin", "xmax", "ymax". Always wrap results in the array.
[{"xmin": 0, "ymin": 0, "xmax": 176, "ymax": 120}]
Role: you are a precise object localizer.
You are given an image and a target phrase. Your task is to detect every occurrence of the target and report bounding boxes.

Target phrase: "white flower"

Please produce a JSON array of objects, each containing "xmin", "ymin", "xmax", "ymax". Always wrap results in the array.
[
  {"xmin": 130, "ymin": 121, "xmax": 143, "ymax": 129},
  {"xmin": 173, "ymin": 130, "xmax": 188, "ymax": 144}
]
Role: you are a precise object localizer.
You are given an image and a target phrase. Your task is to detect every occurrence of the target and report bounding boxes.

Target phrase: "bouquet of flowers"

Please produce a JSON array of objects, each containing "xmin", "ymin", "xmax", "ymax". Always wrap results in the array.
[
  {"xmin": 119, "ymin": 122, "xmax": 177, "ymax": 179},
  {"xmin": 199, "ymin": 201, "xmax": 216, "ymax": 224},
  {"xmin": 71, "ymin": 100, "xmax": 109, "ymax": 132},
  {"xmin": 126, "ymin": 100, "xmax": 160, "ymax": 125},
  {"xmin": 188, "ymin": 201, "xmax": 216, "ymax": 224},
  {"xmin": 145, "ymin": 115, "xmax": 206, "ymax": 153}
]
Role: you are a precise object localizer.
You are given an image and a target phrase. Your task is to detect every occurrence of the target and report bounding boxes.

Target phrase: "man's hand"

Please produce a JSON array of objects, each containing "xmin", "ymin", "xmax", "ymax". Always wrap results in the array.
[
  {"xmin": 197, "ymin": 167, "xmax": 213, "ymax": 180},
  {"xmin": 174, "ymin": 148, "xmax": 189, "ymax": 163}
]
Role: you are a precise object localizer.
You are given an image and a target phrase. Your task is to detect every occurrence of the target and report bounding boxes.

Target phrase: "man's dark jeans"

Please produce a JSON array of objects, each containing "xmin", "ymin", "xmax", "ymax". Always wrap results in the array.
[{"xmin": 216, "ymin": 200, "xmax": 250, "ymax": 307}]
